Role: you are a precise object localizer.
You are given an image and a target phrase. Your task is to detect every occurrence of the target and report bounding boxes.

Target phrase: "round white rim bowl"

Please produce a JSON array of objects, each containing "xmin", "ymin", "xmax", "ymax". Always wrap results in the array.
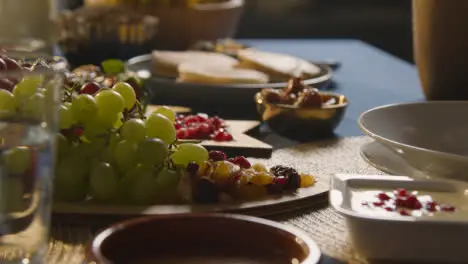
[{"xmin": 358, "ymin": 101, "xmax": 468, "ymax": 181}]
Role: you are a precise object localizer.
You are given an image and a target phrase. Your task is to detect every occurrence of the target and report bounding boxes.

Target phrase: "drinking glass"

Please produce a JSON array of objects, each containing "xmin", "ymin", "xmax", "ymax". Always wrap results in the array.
[{"xmin": 0, "ymin": 52, "xmax": 63, "ymax": 263}]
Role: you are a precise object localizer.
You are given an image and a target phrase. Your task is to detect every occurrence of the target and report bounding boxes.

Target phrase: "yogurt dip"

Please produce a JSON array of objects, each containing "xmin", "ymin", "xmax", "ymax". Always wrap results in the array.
[{"xmin": 350, "ymin": 187, "xmax": 468, "ymax": 218}]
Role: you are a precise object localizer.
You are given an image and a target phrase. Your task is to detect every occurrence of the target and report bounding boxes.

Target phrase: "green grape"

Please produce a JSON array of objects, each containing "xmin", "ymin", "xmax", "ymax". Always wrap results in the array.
[
  {"xmin": 90, "ymin": 162, "xmax": 119, "ymax": 203},
  {"xmin": 136, "ymin": 138, "xmax": 168, "ymax": 166},
  {"xmin": 0, "ymin": 177, "xmax": 25, "ymax": 213},
  {"xmin": 113, "ymin": 112, "xmax": 124, "ymax": 128},
  {"xmin": 73, "ymin": 142, "xmax": 95, "ymax": 160},
  {"xmin": 109, "ymin": 132, "xmax": 122, "ymax": 151},
  {"xmin": 100, "ymin": 145, "xmax": 114, "ymax": 164},
  {"xmin": 88, "ymin": 136, "xmax": 107, "ymax": 154},
  {"xmin": 145, "ymin": 113, "xmax": 176, "ymax": 144},
  {"xmin": 56, "ymin": 133, "xmax": 69, "ymax": 157},
  {"xmin": 128, "ymin": 165, "xmax": 158, "ymax": 205},
  {"xmin": 0, "ymin": 90, "xmax": 17, "ymax": 118},
  {"xmin": 54, "ymin": 157, "xmax": 89, "ymax": 202},
  {"xmin": 3, "ymin": 146, "xmax": 31, "ymax": 175},
  {"xmin": 83, "ymin": 114, "xmax": 112, "ymax": 139},
  {"xmin": 95, "ymin": 89, "xmax": 124, "ymax": 120},
  {"xmin": 153, "ymin": 106, "xmax": 175, "ymax": 123},
  {"xmin": 114, "ymin": 140, "xmax": 137, "ymax": 173},
  {"xmin": 13, "ymin": 76, "xmax": 43, "ymax": 99},
  {"xmin": 59, "ymin": 104, "xmax": 74, "ymax": 129},
  {"xmin": 121, "ymin": 118, "xmax": 146, "ymax": 143},
  {"xmin": 64, "ymin": 102, "xmax": 72, "ymax": 108},
  {"xmin": 156, "ymin": 167, "xmax": 180, "ymax": 190},
  {"xmin": 117, "ymin": 169, "xmax": 136, "ymax": 203},
  {"xmin": 112, "ymin": 82, "xmax": 136, "ymax": 110},
  {"xmin": 171, "ymin": 143, "xmax": 209, "ymax": 167},
  {"xmin": 20, "ymin": 92, "xmax": 44, "ymax": 120},
  {"xmin": 71, "ymin": 94, "xmax": 98, "ymax": 125}
]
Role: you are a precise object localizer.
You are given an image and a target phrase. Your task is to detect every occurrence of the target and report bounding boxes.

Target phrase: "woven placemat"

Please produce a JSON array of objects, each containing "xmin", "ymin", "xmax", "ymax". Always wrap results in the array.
[{"xmin": 48, "ymin": 136, "xmax": 386, "ymax": 264}]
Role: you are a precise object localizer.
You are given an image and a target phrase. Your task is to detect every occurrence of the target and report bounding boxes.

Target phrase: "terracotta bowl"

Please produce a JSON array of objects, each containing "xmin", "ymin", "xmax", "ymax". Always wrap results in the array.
[{"xmin": 86, "ymin": 213, "xmax": 321, "ymax": 264}]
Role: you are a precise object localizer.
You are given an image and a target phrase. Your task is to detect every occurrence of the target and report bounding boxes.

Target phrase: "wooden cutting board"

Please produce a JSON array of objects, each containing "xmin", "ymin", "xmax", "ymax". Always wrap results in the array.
[{"xmin": 147, "ymin": 105, "xmax": 273, "ymax": 158}]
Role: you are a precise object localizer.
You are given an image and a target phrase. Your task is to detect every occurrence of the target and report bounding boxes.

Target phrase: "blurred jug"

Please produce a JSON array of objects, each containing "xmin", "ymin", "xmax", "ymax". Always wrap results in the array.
[{"xmin": 413, "ymin": 0, "xmax": 468, "ymax": 100}]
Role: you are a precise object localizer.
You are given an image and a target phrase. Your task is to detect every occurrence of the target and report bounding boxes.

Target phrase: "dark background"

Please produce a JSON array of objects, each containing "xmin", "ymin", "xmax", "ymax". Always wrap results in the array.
[{"xmin": 236, "ymin": 0, "xmax": 413, "ymax": 63}]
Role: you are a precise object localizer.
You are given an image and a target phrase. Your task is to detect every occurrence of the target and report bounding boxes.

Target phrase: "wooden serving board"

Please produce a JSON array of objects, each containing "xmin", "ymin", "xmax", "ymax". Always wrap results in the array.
[
  {"xmin": 52, "ymin": 180, "xmax": 328, "ymax": 226},
  {"xmin": 146, "ymin": 105, "xmax": 273, "ymax": 158}
]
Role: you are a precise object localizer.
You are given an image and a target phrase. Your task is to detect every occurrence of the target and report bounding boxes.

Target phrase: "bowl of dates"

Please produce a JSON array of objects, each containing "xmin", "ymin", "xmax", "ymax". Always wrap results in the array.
[{"xmin": 255, "ymin": 78, "xmax": 348, "ymax": 137}]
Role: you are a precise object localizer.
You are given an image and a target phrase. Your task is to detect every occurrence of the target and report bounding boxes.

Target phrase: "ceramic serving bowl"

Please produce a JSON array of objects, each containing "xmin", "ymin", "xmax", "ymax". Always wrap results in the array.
[
  {"xmin": 359, "ymin": 102, "xmax": 468, "ymax": 181},
  {"xmin": 330, "ymin": 174, "xmax": 468, "ymax": 263},
  {"xmin": 255, "ymin": 91, "xmax": 348, "ymax": 137},
  {"xmin": 86, "ymin": 213, "xmax": 321, "ymax": 264}
]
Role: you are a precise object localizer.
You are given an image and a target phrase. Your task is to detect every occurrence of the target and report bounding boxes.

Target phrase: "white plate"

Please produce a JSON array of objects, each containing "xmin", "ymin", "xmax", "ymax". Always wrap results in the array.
[
  {"xmin": 330, "ymin": 174, "xmax": 468, "ymax": 263},
  {"xmin": 360, "ymin": 141, "xmax": 430, "ymax": 179}
]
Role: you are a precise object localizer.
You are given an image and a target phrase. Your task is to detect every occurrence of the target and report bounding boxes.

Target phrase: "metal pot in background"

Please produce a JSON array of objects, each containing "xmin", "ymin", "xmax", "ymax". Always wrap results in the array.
[{"xmin": 55, "ymin": 6, "xmax": 159, "ymax": 67}]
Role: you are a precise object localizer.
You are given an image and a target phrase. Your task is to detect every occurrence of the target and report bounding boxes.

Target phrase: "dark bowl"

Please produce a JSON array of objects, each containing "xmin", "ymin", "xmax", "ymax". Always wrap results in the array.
[
  {"xmin": 255, "ymin": 91, "xmax": 348, "ymax": 138},
  {"xmin": 86, "ymin": 213, "xmax": 321, "ymax": 264}
]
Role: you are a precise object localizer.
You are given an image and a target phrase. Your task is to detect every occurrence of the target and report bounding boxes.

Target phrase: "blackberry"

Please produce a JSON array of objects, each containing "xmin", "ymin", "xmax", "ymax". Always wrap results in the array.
[
  {"xmin": 186, "ymin": 162, "xmax": 199, "ymax": 176},
  {"xmin": 270, "ymin": 165, "xmax": 301, "ymax": 190},
  {"xmin": 192, "ymin": 177, "xmax": 219, "ymax": 204}
]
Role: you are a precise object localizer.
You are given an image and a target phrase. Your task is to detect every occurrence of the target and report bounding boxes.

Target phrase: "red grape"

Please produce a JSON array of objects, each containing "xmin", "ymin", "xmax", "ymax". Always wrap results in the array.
[
  {"xmin": 3, "ymin": 57, "xmax": 21, "ymax": 71},
  {"xmin": 0, "ymin": 78, "xmax": 14, "ymax": 91},
  {"xmin": 80, "ymin": 82, "xmax": 101, "ymax": 95},
  {"xmin": 0, "ymin": 58, "xmax": 6, "ymax": 72}
]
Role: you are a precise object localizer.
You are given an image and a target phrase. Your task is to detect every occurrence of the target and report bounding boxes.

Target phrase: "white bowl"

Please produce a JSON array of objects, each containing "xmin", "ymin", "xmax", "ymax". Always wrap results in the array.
[
  {"xmin": 358, "ymin": 102, "xmax": 468, "ymax": 181},
  {"xmin": 330, "ymin": 174, "xmax": 468, "ymax": 263}
]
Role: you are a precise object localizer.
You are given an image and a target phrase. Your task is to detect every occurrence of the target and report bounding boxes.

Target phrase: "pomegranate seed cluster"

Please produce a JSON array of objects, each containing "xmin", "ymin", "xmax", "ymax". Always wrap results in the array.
[
  {"xmin": 185, "ymin": 150, "xmax": 316, "ymax": 203},
  {"xmin": 362, "ymin": 188, "xmax": 456, "ymax": 216},
  {"xmin": 175, "ymin": 113, "xmax": 233, "ymax": 142}
]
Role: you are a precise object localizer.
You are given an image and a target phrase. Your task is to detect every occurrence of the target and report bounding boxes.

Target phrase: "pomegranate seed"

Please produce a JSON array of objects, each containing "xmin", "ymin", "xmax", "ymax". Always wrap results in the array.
[
  {"xmin": 184, "ymin": 115, "xmax": 201, "ymax": 125},
  {"xmin": 399, "ymin": 209, "xmax": 409, "ymax": 216},
  {"xmin": 223, "ymin": 132, "xmax": 233, "ymax": 141},
  {"xmin": 394, "ymin": 188, "xmax": 408, "ymax": 197},
  {"xmin": 395, "ymin": 197, "xmax": 407, "ymax": 207},
  {"xmin": 426, "ymin": 201, "xmax": 437, "ymax": 212},
  {"xmin": 384, "ymin": 206, "xmax": 394, "ymax": 212},
  {"xmin": 405, "ymin": 195, "xmax": 422, "ymax": 210},
  {"xmin": 174, "ymin": 122, "xmax": 182, "ymax": 129},
  {"xmin": 209, "ymin": 150, "xmax": 227, "ymax": 161},
  {"xmin": 377, "ymin": 192, "xmax": 391, "ymax": 201},
  {"xmin": 229, "ymin": 156, "xmax": 251, "ymax": 169},
  {"xmin": 187, "ymin": 127, "xmax": 199, "ymax": 139},
  {"xmin": 440, "ymin": 204, "xmax": 456, "ymax": 212},
  {"xmin": 196, "ymin": 113, "xmax": 208, "ymax": 122},
  {"xmin": 210, "ymin": 116, "xmax": 224, "ymax": 128},
  {"xmin": 198, "ymin": 123, "xmax": 212, "ymax": 135},
  {"xmin": 232, "ymin": 173, "xmax": 241, "ymax": 183},
  {"xmin": 373, "ymin": 201, "xmax": 384, "ymax": 207},
  {"xmin": 177, "ymin": 128, "xmax": 188, "ymax": 139},
  {"xmin": 274, "ymin": 176, "xmax": 287, "ymax": 185},
  {"xmin": 74, "ymin": 128, "xmax": 84, "ymax": 136},
  {"xmin": 80, "ymin": 82, "xmax": 100, "ymax": 95},
  {"xmin": 213, "ymin": 131, "xmax": 232, "ymax": 141}
]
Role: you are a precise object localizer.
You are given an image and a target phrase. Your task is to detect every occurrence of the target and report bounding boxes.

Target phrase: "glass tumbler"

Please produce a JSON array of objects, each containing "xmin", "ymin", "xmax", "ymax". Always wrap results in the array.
[{"xmin": 0, "ymin": 52, "xmax": 63, "ymax": 263}]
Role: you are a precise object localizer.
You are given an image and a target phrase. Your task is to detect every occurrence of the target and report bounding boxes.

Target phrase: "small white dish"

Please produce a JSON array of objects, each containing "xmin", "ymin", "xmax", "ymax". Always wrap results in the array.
[
  {"xmin": 360, "ymin": 141, "xmax": 430, "ymax": 179},
  {"xmin": 330, "ymin": 174, "xmax": 468, "ymax": 263},
  {"xmin": 358, "ymin": 102, "xmax": 468, "ymax": 181}
]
